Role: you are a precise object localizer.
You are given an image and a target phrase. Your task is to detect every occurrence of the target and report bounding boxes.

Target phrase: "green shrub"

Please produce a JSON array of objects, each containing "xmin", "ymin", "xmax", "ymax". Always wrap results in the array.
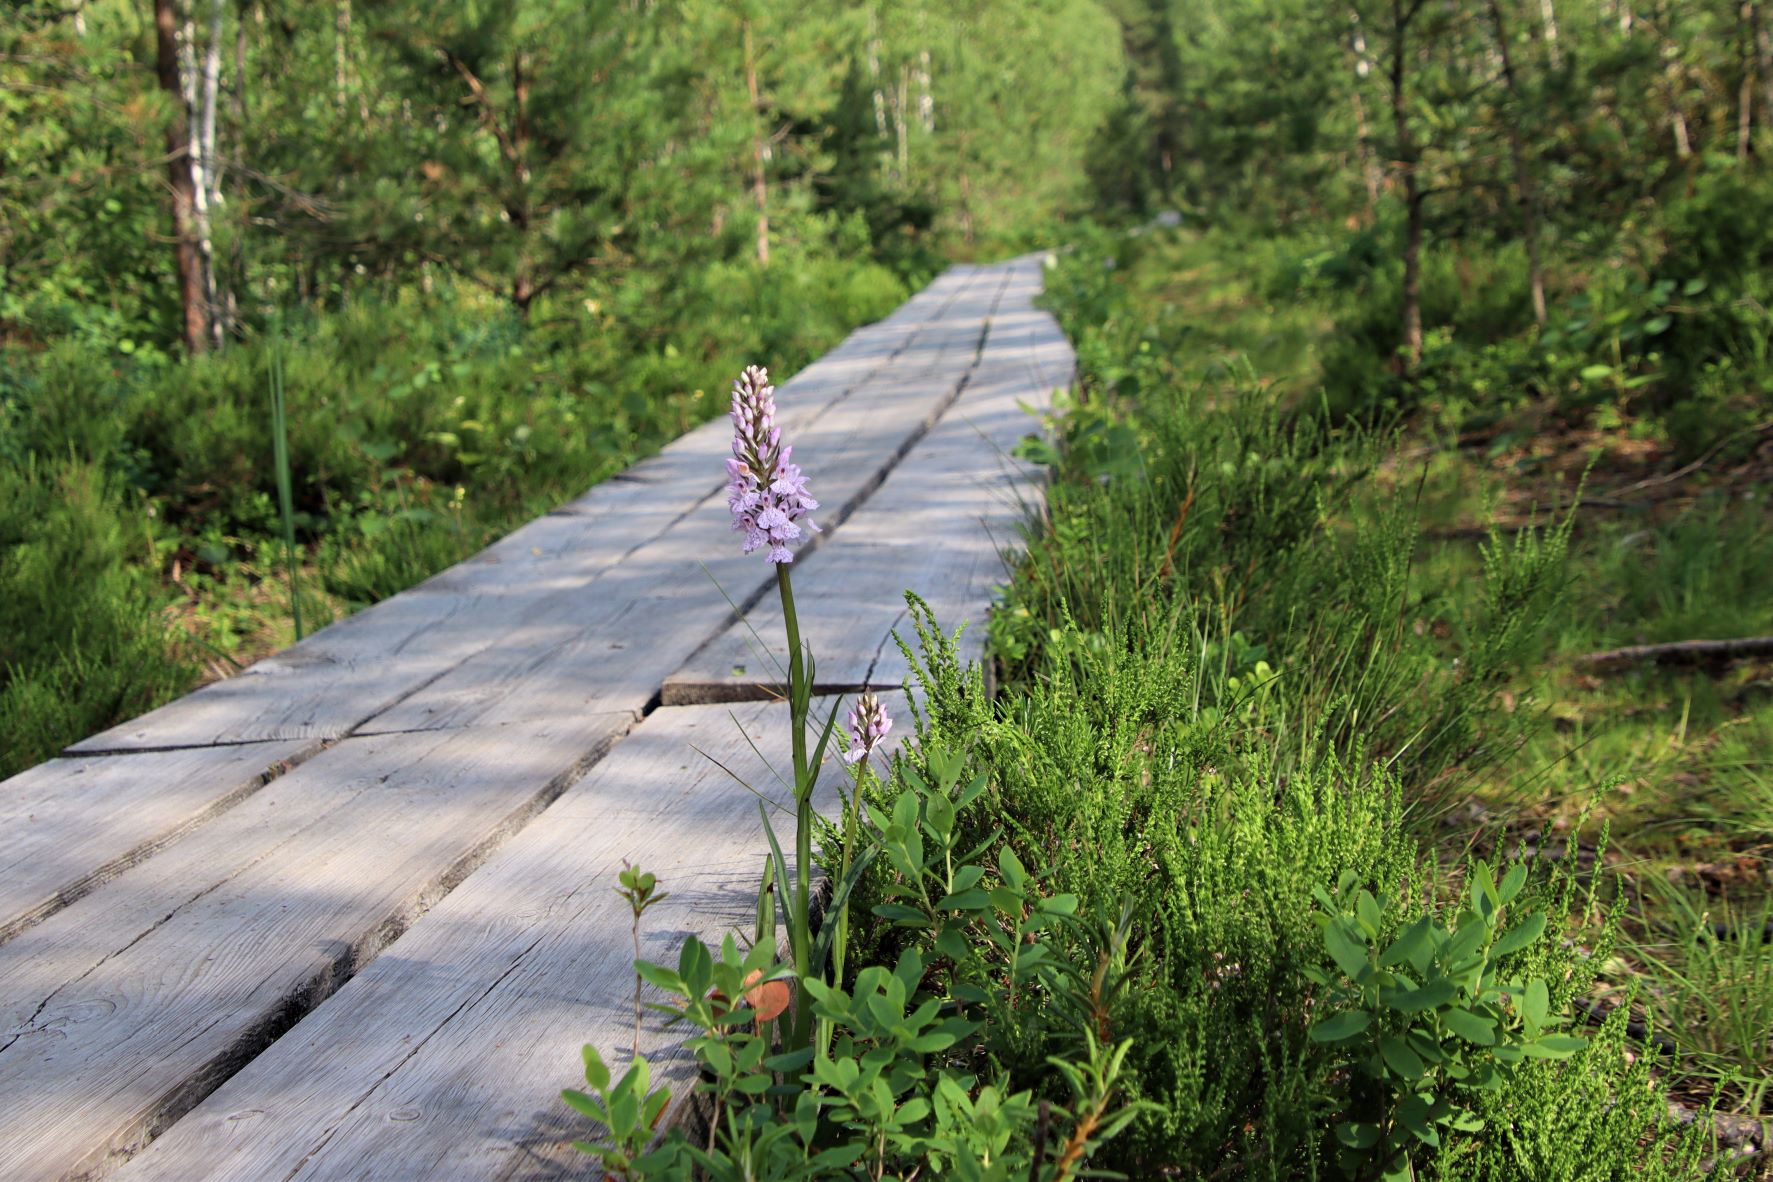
[
  {"xmin": 957, "ymin": 228, "xmax": 1724, "ymax": 1178},
  {"xmin": 0, "ymin": 459, "xmax": 192, "ymax": 776}
]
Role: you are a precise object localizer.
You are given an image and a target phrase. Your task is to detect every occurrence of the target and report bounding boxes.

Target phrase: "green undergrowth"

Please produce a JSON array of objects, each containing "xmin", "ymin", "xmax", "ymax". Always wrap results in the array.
[
  {"xmin": 836, "ymin": 229, "xmax": 1742, "ymax": 1177},
  {"xmin": 0, "ymin": 251, "xmax": 907, "ymax": 778}
]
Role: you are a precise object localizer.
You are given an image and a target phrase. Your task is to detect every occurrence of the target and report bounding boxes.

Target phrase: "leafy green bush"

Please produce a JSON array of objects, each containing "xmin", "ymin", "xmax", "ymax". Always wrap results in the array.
[
  {"xmin": 564, "ymin": 740, "xmax": 1147, "ymax": 1181},
  {"xmin": 1306, "ymin": 863, "xmax": 1588, "ymax": 1178}
]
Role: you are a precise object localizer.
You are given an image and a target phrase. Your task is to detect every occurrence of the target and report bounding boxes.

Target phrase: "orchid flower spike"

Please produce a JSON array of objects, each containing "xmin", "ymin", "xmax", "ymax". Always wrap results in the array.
[
  {"xmin": 727, "ymin": 365, "xmax": 819, "ymax": 563},
  {"xmin": 842, "ymin": 692, "xmax": 893, "ymax": 766}
]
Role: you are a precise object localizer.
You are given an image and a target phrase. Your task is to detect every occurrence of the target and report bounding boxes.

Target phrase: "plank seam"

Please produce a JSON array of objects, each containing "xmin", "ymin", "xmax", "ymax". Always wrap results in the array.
[
  {"xmin": 658, "ymin": 264, "xmax": 1015, "ymax": 705},
  {"xmin": 274, "ymin": 929, "xmax": 554, "ymax": 1182},
  {"xmin": 0, "ymin": 739, "xmax": 334, "ymax": 949},
  {"xmin": 38, "ymin": 716, "xmax": 641, "ymax": 1182}
]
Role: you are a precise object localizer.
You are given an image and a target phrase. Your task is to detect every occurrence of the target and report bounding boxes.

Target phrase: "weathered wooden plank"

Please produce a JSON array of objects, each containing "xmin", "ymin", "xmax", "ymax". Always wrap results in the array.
[
  {"xmin": 355, "ymin": 264, "xmax": 1014, "ymax": 736},
  {"xmin": 661, "ymin": 259, "xmax": 1075, "ymax": 703},
  {"xmin": 115, "ymin": 696, "xmax": 902, "ymax": 1182},
  {"xmin": 0, "ymin": 741, "xmax": 315, "ymax": 944},
  {"xmin": 57, "ymin": 487, "xmax": 676, "ymax": 754},
  {"xmin": 63, "ymin": 266, "xmax": 987, "ymax": 756},
  {"xmin": 547, "ymin": 262, "xmax": 983, "ymax": 515},
  {"xmin": 0, "ymin": 711, "xmax": 632, "ymax": 1182}
]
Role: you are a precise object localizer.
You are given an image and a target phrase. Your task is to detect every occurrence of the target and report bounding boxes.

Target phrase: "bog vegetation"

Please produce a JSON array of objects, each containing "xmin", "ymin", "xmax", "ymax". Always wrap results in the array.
[{"xmin": 5, "ymin": 0, "xmax": 1771, "ymax": 1177}]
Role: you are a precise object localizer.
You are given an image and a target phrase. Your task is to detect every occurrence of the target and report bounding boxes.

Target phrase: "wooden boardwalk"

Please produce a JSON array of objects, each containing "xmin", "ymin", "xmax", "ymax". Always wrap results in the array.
[{"xmin": 0, "ymin": 256, "xmax": 1072, "ymax": 1181}]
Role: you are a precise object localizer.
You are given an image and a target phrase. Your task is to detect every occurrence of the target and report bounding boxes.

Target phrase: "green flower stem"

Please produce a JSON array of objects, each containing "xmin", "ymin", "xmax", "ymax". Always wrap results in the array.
[
  {"xmin": 776, "ymin": 563, "xmax": 814, "ymax": 1046},
  {"xmin": 832, "ymin": 759, "xmax": 868, "ymax": 989}
]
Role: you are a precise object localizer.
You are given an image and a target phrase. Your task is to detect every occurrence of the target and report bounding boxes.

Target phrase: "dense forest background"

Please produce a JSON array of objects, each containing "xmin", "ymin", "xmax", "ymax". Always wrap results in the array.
[{"xmin": 3, "ymin": 0, "xmax": 1770, "ymax": 780}]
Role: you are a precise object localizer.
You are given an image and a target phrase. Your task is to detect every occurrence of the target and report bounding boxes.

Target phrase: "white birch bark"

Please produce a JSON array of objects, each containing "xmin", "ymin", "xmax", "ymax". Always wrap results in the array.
[{"xmin": 200, "ymin": 0, "xmax": 224, "ymax": 344}]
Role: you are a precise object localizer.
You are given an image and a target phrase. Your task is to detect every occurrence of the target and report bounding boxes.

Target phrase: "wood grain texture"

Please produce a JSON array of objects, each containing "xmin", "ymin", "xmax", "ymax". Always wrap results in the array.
[
  {"xmin": 115, "ymin": 696, "xmax": 903, "ymax": 1182},
  {"xmin": 0, "ymin": 741, "xmax": 315, "ymax": 944},
  {"xmin": 663, "ymin": 256, "xmax": 1075, "ymax": 703},
  {"xmin": 0, "ymin": 712, "xmax": 631, "ymax": 1182},
  {"xmin": 356, "ymin": 265, "xmax": 1011, "ymax": 736},
  {"xmin": 62, "ymin": 267, "xmax": 984, "ymax": 756}
]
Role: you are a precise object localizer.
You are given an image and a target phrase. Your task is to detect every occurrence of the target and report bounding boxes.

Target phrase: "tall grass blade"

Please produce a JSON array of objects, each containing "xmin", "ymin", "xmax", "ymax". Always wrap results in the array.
[{"xmin": 268, "ymin": 322, "xmax": 305, "ymax": 640}]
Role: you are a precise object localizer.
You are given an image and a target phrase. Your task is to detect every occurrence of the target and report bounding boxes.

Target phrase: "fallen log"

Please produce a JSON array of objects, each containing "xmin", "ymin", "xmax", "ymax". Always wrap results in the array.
[{"xmin": 1576, "ymin": 636, "xmax": 1773, "ymax": 670}]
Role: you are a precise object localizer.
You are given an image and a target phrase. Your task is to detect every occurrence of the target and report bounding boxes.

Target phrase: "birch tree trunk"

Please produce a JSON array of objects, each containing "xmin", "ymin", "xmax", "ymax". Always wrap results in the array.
[
  {"xmin": 335, "ymin": 0, "xmax": 349, "ymax": 112},
  {"xmin": 1739, "ymin": 1, "xmax": 1760, "ymax": 159},
  {"xmin": 200, "ymin": 0, "xmax": 225, "ymax": 344},
  {"xmin": 896, "ymin": 69, "xmax": 910, "ymax": 177},
  {"xmin": 916, "ymin": 47, "xmax": 933, "ymax": 132},
  {"xmin": 1348, "ymin": 9, "xmax": 1384, "ymax": 221},
  {"xmin": 155, "ymin": 0, "xmax": 209, "ymax": 355},
  {"xmin": 510, "ymin": 49, "xmax": 536, "ymax": 309},
  {"xmin": 176, "ymin": 5, "xmax": 220, "ymax": 347},
  {"xmin": 1760, "ymin": 0, "xmax": 1773, "ymax": 134},
  {"xmin": 1537, "ymin": 0, "xmax": 1561, "ymax": 66},
  {"xmin": 1661, "ymin": 36, "xmax": 1694, "ymax": 158}
]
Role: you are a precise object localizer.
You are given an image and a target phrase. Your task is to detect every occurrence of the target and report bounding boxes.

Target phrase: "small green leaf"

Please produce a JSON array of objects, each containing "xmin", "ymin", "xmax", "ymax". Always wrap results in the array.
[
  {"xmin": 1310, "ymin": 1010, "xmax": 1372, "ymax": 1043},
  {"xmin": 561, "ymin": 1088, "xmax": 605, "ymax": 1122},
  {"xmin": 1397, "ymin": 1093, "xmax": 1440, "ymax": 1146},
  {"xmin": 1497, "ymin": 864, "xmax": 1528, "ymax": 905},
  {"xmin": 934, "ymin": 888, "xmax": 990, "ymax": 912},
  {"xmin": 634, "ymin": 961, "xmax": 684, "ymax": 995},
  {"xmin": 1442, "ymin": 917, "xmax": 1489, "ymax": 969},
  {"xmin": 1491, "ymin": 912, "xmax": 1547, "ymax": 958},
  {"xmin": 1380, "ymin": 1035, "xmax": 1427, "ymax": 1080},
  {"xmin": 1037, "ymin": 892, "xmax": 1080, "ymax": 916},
  {"xmin": 1324, "ymin": 919, "xmax": 1371, "ymax": 981},
  {"xmin": 1336, "ymin": 1121, "xmax": 1381, "ymax": 1149},
  {"xmin": 1381, "ymin": 915, "xmax": 1434, "ymax": 969},
  {"xmin": 1523, "ymin": 1034, "xmax": 1587, "ymax": 1059},
  {"xmin": 1356, "ymin": 890, "xmax": 1383, "ymax": 937},
  {"xmin": 934, "ymin": 928, "xmax": 970, "ymax": 963},
  {"xmin": 580, "ymin": 1044, "xmax": 611, "ymax": 1091},
  {"xmin": 1441, "ymin": 1007, "xmax": 1497, "ymax": 1046},
  {"xmin": 1521, "ymin": 979, "xmax": 1549, "ymax": 1031},
  {"xmin": 1473, "ymin": 862, "xmax": 1499, "ymax": 911},
  {"xmin": 1386, "ymin": 978, "xmax": 1458, "ymax": 1012}
]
